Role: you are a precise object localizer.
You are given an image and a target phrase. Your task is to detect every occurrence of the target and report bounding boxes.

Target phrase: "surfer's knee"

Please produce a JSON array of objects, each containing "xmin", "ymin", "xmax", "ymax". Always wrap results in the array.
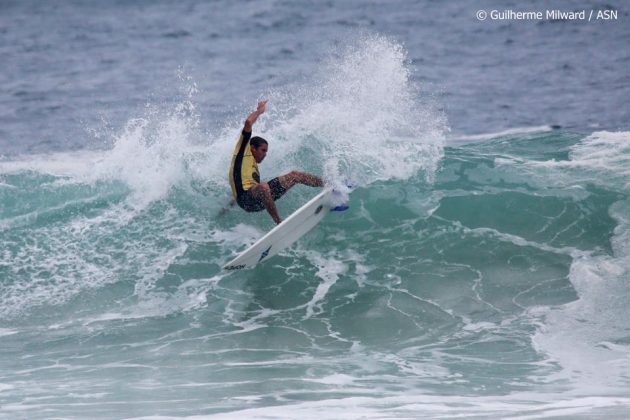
[
  {"xmin": 251, "ymin": 182, "xmax": 271, "ymax": 198},
  {"xmin": 259, "ymin": 182, "xmax": 271, "ymax": 196}
]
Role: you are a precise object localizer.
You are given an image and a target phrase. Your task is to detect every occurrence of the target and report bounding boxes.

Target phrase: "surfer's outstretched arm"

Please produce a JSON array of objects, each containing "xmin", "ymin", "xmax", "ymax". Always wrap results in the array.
[{"xmin": 244, "ymin": 100, "xmax": 267, "ymax": 133}]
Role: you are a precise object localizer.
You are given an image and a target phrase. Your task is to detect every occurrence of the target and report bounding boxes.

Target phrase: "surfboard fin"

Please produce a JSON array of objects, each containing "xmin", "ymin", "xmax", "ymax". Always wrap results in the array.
[
  {"xmin": 330, "ymin": 184, "xmax": 352, "ymax": 212},
  {"xmin": 331, "ymin": 204, "xmax": 349, "ymax": 212}
]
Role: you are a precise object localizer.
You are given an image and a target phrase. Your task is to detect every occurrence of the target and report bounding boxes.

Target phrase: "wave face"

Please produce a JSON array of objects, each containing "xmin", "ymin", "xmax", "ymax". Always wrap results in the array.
[{"xmin": 2, "ymin": 123, "xmax": 629, "ymax": 417}]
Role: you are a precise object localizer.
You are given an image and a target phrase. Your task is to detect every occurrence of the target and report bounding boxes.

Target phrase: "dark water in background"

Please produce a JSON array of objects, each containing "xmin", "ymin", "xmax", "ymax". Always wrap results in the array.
[
  {"xmin": 1, "ymin": 1, "xmax": 630, "ymax": 418},
  {"xmin": 1, "ymin": 0, "xmax": 629, "ymax": 156}
]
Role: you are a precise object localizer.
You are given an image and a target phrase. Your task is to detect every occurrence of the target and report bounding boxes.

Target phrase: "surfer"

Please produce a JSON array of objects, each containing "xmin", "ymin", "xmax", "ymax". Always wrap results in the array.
[{"xmin": 229, "ymin": 100, "xmax": 324, "ymax": 224}]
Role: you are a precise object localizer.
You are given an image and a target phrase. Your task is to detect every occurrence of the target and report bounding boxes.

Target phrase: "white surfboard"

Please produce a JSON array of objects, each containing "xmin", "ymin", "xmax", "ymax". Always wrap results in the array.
[{"xmin": 223, "ymin": 187, "xmax": 349, "ymax": 270}]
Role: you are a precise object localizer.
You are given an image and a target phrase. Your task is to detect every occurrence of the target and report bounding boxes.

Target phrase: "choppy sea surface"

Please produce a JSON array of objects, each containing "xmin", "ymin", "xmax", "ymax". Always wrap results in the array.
[{"xmin": 1, "ymin": 1, "xmax": 629, "ymax": 418}]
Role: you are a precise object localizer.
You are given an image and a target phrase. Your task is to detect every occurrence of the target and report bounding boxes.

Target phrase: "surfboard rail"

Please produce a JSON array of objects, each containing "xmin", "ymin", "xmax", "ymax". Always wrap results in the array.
[{"xmin": 223, "ymin": 187, "xmax": 349, "ymax": 270}]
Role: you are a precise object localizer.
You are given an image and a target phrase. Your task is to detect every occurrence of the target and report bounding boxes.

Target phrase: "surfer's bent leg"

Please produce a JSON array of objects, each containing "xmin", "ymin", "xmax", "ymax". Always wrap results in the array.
[
  {"xmin": 250, "ymin": 182, "xmax": 282, "ymax": 224},
  {"xmin": 278, "ymin": 171, "xmax": 324, "ymax": 190}
]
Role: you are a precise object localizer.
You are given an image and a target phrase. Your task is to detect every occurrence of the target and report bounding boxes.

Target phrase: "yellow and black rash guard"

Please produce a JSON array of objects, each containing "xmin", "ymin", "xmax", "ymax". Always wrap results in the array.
[{"xmin": 229, "ymin": 130, "xmax": 260, "ymax": 199}]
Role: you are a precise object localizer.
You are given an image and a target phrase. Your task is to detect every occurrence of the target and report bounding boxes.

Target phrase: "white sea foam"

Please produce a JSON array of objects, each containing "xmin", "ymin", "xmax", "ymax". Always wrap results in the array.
[
  {"xmin": 483, "ymin": 132, "xmax": 630, "ymax": 395},
  {"xmin": 89, "ymin": 103, "xmax": 200, "ymax": 208},
  {"xmin": 531, "ymin": 197, "xmax": 630, "ymax": 394},
  {"xmin": 125, "ymin": 392, "xmax": 630, "ymax": 419},
  {"xmin": 0, "ymin": 150, "xmax": 103, "ymax": 178},
  {"xmin": 498, "ymin": 130, "xmax": 630, "ymax": 192},
  {"xmin": 0, "ymin": 328, "xmax": 19, "ymax": 338},
  {"xmin": 0, "ymin": 383, "xmax": 15, "ymax": 392},
  {"xmin": 211, "ymin": 224, "xmax": 264, "ymax": 249},
  {"xmin": 449, "ymin": 125, "xmax": 554, "ymax": 143},
  {"xmin": 569, "ymin": 131, "xmax": 630, "ymax": 190},
  {"xmin": 203, "ymin": 34, "xmax": 446, "ymax": 193},
  {"xmin": 302, "ymin": 251, "xmax": 347, "ymax": 319}
]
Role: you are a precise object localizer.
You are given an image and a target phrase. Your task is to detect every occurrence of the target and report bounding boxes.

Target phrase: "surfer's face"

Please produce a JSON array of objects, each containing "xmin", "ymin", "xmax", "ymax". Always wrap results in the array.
[{"xmin": 251, "ymin": 143, "xmax": 268, "ymax": 163}]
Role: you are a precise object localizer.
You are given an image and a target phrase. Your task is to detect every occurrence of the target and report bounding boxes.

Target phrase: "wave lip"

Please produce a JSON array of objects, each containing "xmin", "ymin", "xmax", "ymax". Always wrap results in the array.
[{"xmin": 448, "ymin": 125, "xmax": 555, "ymax": 143}]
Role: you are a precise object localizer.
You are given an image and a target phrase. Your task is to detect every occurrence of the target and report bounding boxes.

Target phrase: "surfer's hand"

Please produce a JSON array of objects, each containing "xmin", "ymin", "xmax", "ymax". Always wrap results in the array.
[
  {"xmin": 257, "ymin": 100, "xmax": 267, "ymax": 114},
  {"xmin": 244, "ymin": 100, "xmax": 268, "ymax": 132}
]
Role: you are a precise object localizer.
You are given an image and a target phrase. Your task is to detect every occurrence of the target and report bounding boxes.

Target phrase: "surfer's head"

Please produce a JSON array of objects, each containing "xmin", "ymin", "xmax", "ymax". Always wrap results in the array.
[{"xmin": 250, "ymin": 136, "xmax": 268, "ymax": 163}]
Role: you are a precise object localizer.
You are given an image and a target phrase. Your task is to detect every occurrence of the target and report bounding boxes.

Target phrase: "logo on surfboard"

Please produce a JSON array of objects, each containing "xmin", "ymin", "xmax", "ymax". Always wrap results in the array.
[{"xmin": 257, "ymin": 245, "xmax": 272, "ymax": 263}]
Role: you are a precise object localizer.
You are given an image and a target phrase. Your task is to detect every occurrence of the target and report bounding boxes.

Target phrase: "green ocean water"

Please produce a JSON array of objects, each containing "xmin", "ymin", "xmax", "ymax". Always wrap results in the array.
[
  {"xmin": 1, "ymin": 128, "xmax": 629, "ymax": 418},
  {"xmin": 2, "ymin": 0, "xmax": 630, "ymax": 416}
]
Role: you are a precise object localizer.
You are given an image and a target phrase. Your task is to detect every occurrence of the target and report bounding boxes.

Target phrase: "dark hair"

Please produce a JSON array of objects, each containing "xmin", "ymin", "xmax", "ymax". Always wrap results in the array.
[{"xmin": 250, "ymin": 136, "xmax": 268, "ymax": 149}]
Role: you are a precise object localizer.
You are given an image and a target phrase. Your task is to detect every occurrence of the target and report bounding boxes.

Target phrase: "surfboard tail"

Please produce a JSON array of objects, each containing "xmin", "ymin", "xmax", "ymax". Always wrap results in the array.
[{"xmin": 330, "ymin": 185, "xmax": 352, "ymax": 211}]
